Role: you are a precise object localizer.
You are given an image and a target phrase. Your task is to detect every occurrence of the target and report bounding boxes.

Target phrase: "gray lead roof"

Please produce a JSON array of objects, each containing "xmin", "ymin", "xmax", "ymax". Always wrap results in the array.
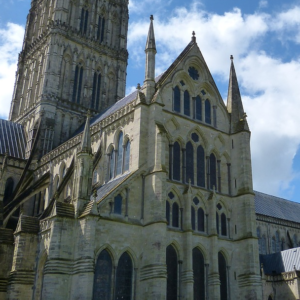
[
  {"xmin": 0, "ymin": 119, "xmax": 26, "ymax": 159},
  {"xmin": 254, "ymin": 190, "xmax": 300, "ymax": 223}
]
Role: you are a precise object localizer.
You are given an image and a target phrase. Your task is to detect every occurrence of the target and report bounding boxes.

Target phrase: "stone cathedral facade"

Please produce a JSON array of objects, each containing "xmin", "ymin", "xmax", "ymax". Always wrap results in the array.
[{"xmin": 2, "ymin": 1, "xmax": 300, "ymax": 300}]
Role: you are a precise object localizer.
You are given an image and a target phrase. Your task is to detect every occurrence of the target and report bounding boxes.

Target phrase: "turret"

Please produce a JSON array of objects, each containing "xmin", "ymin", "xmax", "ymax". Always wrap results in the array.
[
  {"xmin": 73, "ymin": 113, "xmax": 93, "ymax": 217},
  {"xmin": 143, "ymin": 15, "xmax": 157, "ymax": 102},
  {"xmin": 227, "ymin": 55, "xmax": 249, "ymax": 133}
]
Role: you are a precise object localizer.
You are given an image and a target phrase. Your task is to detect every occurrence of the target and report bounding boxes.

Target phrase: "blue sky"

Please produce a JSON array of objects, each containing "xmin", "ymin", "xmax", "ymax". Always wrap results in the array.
[{"xmin": 1, "ymin": 0, "xmax": 300, "ymax": 202}]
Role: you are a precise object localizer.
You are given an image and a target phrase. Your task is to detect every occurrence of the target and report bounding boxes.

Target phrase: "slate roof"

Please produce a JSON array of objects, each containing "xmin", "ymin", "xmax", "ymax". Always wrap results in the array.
[
  {"xmin": 254, "ymin": 191, "xmax": 300, "ymax": 223},
  {"xmin": 260, "ymin": 247, "xmax": 300, "ymax": 275},
  {"xmin": 73, "ymin": 74, "xmax": 164, "ymax": 136},
  {"xmin": 0, "ymin": 119, "xmax": 26, "ymax": 159},
  {"xmin": 93, "ymin": 171, "xmax": 134, "ymax": 203}
]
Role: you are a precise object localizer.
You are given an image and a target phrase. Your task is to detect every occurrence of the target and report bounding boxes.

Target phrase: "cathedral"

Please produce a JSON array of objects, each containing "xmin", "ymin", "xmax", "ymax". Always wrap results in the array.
[{"xmin": 1, "ymin": 0, "xmax": 300, "ymax": 300}]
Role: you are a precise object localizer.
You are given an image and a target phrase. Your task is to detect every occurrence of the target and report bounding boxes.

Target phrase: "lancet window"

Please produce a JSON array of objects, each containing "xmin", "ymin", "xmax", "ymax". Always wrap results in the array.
[
  {"xmin": 191, "ymin": 197, "xmax": 205, "ymax": 233},
  {"xmin": 72, "ymin": 64, "xmax": 84, "ymax": 104},
  {"xmin": 166, "ymin": 245, "xmax": 178, "ymax": 300},
  {"xmin": 3, "ymin": 177, "xmax": 14, "ymax": 207},
  {"xmin": 184, "ymin": 90, "xmax": 190, "ymax": 116},
  {"xmin": 205, "ymin": 99, "xmax": 211, "ymax": 124},
  {"xmin": 114, "ymin": 194, "xmax": 122, "ymax": 214},
  {"xmin": 115, "ymin": 252, "xmax": 133, "ymax": 300},
  {"xmin": 218, "ymin": 252, "xmax": 228, "ymax": 300},
  {"xmin": 166, "ymin": 192, "xmax": 180, "ymax": 228},
  {"xmin": 193, "ymin": 248, "xmax": 205, "ymax": 299},
  {"xmin": 91, "ymin": 72, "xmax": 101, "ymax": 110},
  {"xmin": 173, "ymin": 86, "xmax": 180, "ymax": 113},
  {"xmin": 195, "ymin": 95, "xmax": 202, "ymax": 121},
  {"xmin": 172, "ymin": 141, "xmax": 181, "ymax": 181},
  {"xmin": 97, "ymin": 16, "xmax": 106, "ymax": 43},
  {"xmin": 93, "ymin": 251, "xmax": 133, "ymax": 300},
  {"xmin": 80, "ymin": 8, "xmax": 89, "ymax": 34}
]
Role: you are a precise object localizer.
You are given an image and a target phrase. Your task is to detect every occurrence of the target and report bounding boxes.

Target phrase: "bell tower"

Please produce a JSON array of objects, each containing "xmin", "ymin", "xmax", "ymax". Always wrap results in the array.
[{"xmin": 9, "ymin": 0, "xmax": 129, "ymax": 157}]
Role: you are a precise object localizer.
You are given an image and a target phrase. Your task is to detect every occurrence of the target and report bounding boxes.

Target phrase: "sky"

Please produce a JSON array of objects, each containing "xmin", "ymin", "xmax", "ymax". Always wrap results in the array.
[{"xmin": 1, "ymin": 0, "xmax": 300, "ymax": 202}]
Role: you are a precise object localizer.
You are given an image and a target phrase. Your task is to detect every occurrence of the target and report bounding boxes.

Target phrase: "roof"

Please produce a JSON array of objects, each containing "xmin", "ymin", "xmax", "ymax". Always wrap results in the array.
[
  {"xmin": 93, "ymin": 172, "xmax": 133, "ymax": 203},
  {"xmin": 260, "ymin": 247, "xmax": 300, "ymax": 275},
  {"xmin": 0, "ymin": 119, "xmax": 26, "ymax": 159},
  {"xmin": 254, "ymin": 191, "xmax": 300, "ymax": 223},
  {"xmin": 73, "ymin": 74, "xmax": 164, "ymax": 136}
]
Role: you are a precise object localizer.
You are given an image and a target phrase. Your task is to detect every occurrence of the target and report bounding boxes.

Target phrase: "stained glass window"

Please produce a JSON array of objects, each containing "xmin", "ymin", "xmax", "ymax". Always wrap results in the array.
[
  {"xmin": 91, "ymin": 72, "xmax": 101, "ymax": 110},
  {"xmin": 197, "ymin": 146, "xmax": 205, "ymax": 187},
  {"xmin": 173, "ymin": 86, "xmax": 180, "ymax": 113},
  {"xmin": 198, "ymin": 208, "xmax": 205, "ymax": 232},
  {"xmin": 166, "ymin": 245, "xmax": 178, "ymax": 300},
  {"xmin": 195, "ymin": 96, "xmax": 202, "ymax": 121},
  {"xmin": 218, "ymin": 252, "xmax": 227, "ymax": 300},
  {"xmin": 210, "ymin": 154, "xmax": 217, "ymax": 190},
  {"xmin": 221, "ymin": 213, "xmax": 227, "ymax": 236},
  {"xmin": 193, "ymin": 248, "xmax": 205, "ymax": 300},
  {"xmin": 191, "ymin": 207, "xmax": 195, "ymax": 230},
  {"xmin": 188, "ymin": 67, "xmax": 199, "ymax": 80},
  {"xmin": 186, "ymin": 142, "xmax": 194, "ymax": 184},
  {"xmin": 216, "ymin": 212, "xmax": 219, "ymax": 234},
  {"xmin": 172, "ymin": 203, "xmax": 179, "ymax": 228},
  {"xmin": 173, "ymin": 142, "xmax": 181, "ymax": 181},
  {"xmin": 205, "ymin": 99, "xmax": 211, "ymax": 124},
  {"xmin": 116, "ymin": 132, "xmax": 123, "ymax": 175},
  {"xmin": 184, "ymin": 90, "xmax": 190, "ymax": 116},
  {"xmin": 115, "ymin": 252, "xmax": 132, "ymax": 300},
  {"xmin": 93, "ymin": 250, "xmax": 112, "ymax": 300},
  {"xmin": 166, "ymin": 201, "xmax": 170, "ymax": 225},
  {"xmin": 114, "ymin": 194, "xmax": 122, "ymax": 214}
]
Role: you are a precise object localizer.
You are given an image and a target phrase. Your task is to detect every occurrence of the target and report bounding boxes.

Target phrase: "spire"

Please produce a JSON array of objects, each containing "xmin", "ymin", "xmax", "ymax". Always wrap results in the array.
[
  {"xmin": 145, "ymin": 15, "xmax": 156, "ymax": 51},
  {"xmin": 227, "ymin": 55, "xmax": 249, "ymax": 131},
  {"xmin": 80, "ymin": 111, "xmax": 92, "ymax": 154},
  {"xmin": 144, "ymin": 15, "xmax": 157, "ymax": 102}
]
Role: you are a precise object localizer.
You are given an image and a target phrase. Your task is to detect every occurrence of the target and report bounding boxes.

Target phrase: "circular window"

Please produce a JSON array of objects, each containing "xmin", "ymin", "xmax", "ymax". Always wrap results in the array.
[{"xmin": 188, "ymin": 66, "xmax": 199, "ymax": 80}]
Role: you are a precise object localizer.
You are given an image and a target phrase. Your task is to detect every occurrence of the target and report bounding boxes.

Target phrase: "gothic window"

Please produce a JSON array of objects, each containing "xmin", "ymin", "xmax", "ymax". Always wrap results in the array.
[
  {"xmin": 193, "ymin": 248, "xmax": 205, "ymax": 300},
  {"xmin": 166, "ymin": 245, "xmax": 178, "ymax": 300},
  {"xmin": 186, "ymin": 142, "xmax": 194, "ymax": 184},
  {"xmin": 210, "ymin": 153, "xmax": 217, "ymax": 190},
  {"xmin": 281, "ymin": 238, "xmax": 285, "ymax": 251},
  {"xmin": 80, "ymin": 8, "xmax": 89, "ymax": 34},
  {"xmin": 173, "ymin": 142, "xmax": 181, "ymax": 181},
  {"xmin": 257, "ymin": 227, "xmax": 262, "ymax": 254},
  {"xmin": 184, "ymin": 90, "xmax": 190, "ymax": 116},
  {"xmin": 93, "ymin": 249, "xmax": 112, "ymax": 300},
  {"xmin": 166, "ymin": 201, "xmax": 170, "ymax": 225},
  {"xmin": 109, "ymin": 149, "xmax": 115, "ymax": 180},
  {"xmin": 91, "ymin": 72, "xmax": 101, "ymax": 110},
  {"xmin": 221, "ymin": 213, "xmax": 227, "ymax": 236},
  {"xmin": 188, "ymin": 67, "xmax": 199, "ymax": 80},
  {"xmin": 124, "ymin": 140, "xmax": 130, "ymax": 172},
  {"xmin": 271, "ymin": 237, "xmax": 276, "ymax": 253},
  {"xmin": 114, "ymin": 194, "xmax": 122, "ymax": 214},
  {"xmin": 293, "ymin": 234, "xmax": 297, "ymax": 247},
  {"xmin": 191, "ymin": 207, "xmax": 195, "ymax": 230},
  {"xmin": 172, "ymin": 203, "xmax": 179, "ymax": 228},
  {"xmin": 261, "ymin": 235, "xmax": 267, "ymax": 254},
  {"xmin": 216, "ymin": 212, "xmax": 219, "ymax": 234},
  {"xmin": 198, "ymin": 208, "xmax": 205, "ymax": 232},
  {"xmin": 195, "ymin": 95, "xmax": 202, "ymax": 121},
  {"xmin": 191, "ymin": 133, "xmax": 199, "ymax": 143},
  {"xmin": 197, "ymin": 145, "xmax": 205, "ymax": 187},
  {"xmin": 205, "ymin": 99, "xmax": 211, "ymax": 124},
  {"xmin": 173, "ymin": 86, "xmax": 180, "ymax": 113},
  {"xmin": 115, "ymin": 252, "xmax": 133, "ymax": 300},
  {"xmin": 275, "ymin": 231, "xmax": 280, "ymax": 252},
  {"xmin": 3, "ymin": 177, "xmax": 14, "ymax": 207},
  {"xmin": 97, "ymin": 16, "xmax": 106, "ymax": 42},
  {"xmin": 72, "ymin": 64, "xmax": 84, "ymax": 104},
  {"xmin": 116, "ymin": 132, "xmax": 123, "ymax": 175},
  {"xmin": 218, "ymin": 252, "xmax": 228, "ymax": 300}
]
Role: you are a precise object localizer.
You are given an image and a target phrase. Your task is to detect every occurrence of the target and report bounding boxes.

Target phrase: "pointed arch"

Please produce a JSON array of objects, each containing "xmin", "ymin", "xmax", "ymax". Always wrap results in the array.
[
  {"xmin": 218, "ymin": 251, "xmax": 228, "ymax": 300},
  {"xmin": 166, "ymin": 244, "xmax": 178, "ymax": 300},
  {"xmin": 193, "ymin": 247, "xmax": 205, "ymax": 300},
  {"xmin": 195, "ymin": 95, "xmax": 202, "ymax": 121},
  {"xmin": 115, "ymin": 252, "xmax": 133, "ymax": 300},
  {"xmin": 93, "ymin": 249, "xmax": 113, "ymax": 300},
  {"xmin": 184, "ymin": 90, "xmax": 190, "ymax": 116},
  {"xmin": 173, "ymin": 86, "xmax": 181, "ymax": 113}
]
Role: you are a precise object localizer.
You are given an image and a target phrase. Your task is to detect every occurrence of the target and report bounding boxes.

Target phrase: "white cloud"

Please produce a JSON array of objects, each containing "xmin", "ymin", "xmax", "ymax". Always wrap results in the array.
[
  {"xmin": 127, "ymin": 4, "xmax": 300, "ymax": 198},
  {"xmin": 0, "ymin": 22, "xmax": 24, "ymax": 119},
  {"xmin": 259, "ymin": 1, "xmax": 268, "ymax": 9}
]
